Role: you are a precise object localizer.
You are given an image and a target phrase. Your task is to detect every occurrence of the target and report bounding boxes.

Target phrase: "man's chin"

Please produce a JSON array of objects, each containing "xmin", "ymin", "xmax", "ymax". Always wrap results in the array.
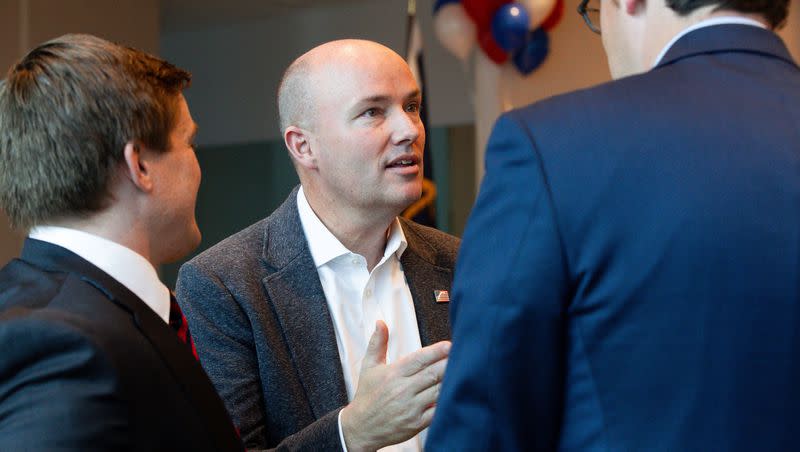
[
  {"xmin": 161, "ymin": 227, "xmax": 201, "ymax": 264},
  {"xmin": 396, "ymin": 190, "xmax": 425, "ymax": 216},
  {"xmin": 186, "ymin": 227, "xmax": 202, "ymax": 255}
]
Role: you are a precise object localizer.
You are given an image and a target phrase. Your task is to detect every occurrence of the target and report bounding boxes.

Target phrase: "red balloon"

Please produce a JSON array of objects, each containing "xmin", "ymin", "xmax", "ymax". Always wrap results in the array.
[
  {"xmin": 479, "ymin": 29, "xmax": 509, "ymax": 64},
  {"xmin": 461, "ymin": 0, "xmax": 512, "ymax": 32},
  {"xmin": 541, "ymin": 0, "xmax": 565, "ymax": 31}
]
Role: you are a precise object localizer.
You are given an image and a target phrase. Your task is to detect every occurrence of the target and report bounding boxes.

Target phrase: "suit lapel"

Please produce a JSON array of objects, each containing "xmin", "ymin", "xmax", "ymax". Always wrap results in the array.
[
  {"xmin": 261, "ymin": 189, "xmax": 348, "ymax": 419},
  {"xmin": 258, "ymin": 190, "xmax": 454, "ymax": 418},
  {"xmin": 127, "ymin": 291, "xmax": 243, "ymax": 451},
  {"xmin": 399, "ymin": 222, "xmax": 452, "ymax": 346},
  {"xmin": 21, "ymin": 239, "xmax": 242, "ymax": 451}
]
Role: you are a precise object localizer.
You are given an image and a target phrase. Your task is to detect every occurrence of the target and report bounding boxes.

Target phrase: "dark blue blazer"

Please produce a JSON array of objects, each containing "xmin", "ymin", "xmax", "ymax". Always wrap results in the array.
[
  {"xmin": 0, "ymin": 239, "xmax": 243, "ymax": 451},
  {"xmin": 427, "ymin": 25, "xmax": 800, "ymax": 452}
]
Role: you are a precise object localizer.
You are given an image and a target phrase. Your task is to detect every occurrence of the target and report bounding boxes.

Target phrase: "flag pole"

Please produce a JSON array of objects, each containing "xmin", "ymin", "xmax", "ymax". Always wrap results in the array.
[{"xmin": 401, "ymin": 0, "xmax": 438, "ymax": 227}]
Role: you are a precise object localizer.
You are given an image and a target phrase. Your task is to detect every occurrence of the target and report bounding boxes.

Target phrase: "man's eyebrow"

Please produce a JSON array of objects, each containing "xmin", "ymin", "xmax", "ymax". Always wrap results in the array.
[
  {"xmin": 354, "ymin": 90, "xmax": 422, "ymax": 105},
  {"xmin": 404, "ymin": 89, "xmax": 422, "ymax": 100},
  {"xmin": 355, "ymin": 95, "xmax": 392, "ymax": 104}
]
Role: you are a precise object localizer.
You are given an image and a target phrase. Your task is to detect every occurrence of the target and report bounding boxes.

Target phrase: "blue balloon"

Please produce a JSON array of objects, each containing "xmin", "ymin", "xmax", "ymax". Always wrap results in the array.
[
  {"xmin": 513, "ymin": 28, "xmax": 550, "ymax": 75},
  {"xmin": 433, "ymin": 0, "xmax": 461, "ymax": 14},
  {"xmin": 490, "ymin": 3, "xmax": 530, "ymax": 52}
]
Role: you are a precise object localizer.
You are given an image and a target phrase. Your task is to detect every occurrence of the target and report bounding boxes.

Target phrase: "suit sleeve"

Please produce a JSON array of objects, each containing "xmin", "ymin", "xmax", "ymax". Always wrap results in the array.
[
  {"xmin": 176, "ymin": 262, "xmax": 343, "ymax": 452},
  {"xmin": 0, "ymin": 314, "xmax": 129, "ymax": 451},
  {"xmin": 426, "ymin": 112, "xmax": 570, "ymax": 451}
]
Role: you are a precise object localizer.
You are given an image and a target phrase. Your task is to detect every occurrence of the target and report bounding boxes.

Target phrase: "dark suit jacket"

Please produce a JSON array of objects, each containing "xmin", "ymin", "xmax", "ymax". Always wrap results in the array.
[
  {"xmin": 0, "ymin": 238, "xmax": 243, "ymax": 451},
  {"xmin": 176, "ymin": 186, "xmax": 459, "ymax": 451},
  {"xmin": 427, "ymin": 25, "xmax": 800, "ymax": 451}
]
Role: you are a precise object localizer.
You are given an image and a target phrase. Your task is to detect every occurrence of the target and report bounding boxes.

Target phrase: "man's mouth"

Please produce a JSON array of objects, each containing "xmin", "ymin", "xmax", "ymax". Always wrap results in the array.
[{"xmin": 386, "ymin": 155, "xmax": 420, "ymax": 168}]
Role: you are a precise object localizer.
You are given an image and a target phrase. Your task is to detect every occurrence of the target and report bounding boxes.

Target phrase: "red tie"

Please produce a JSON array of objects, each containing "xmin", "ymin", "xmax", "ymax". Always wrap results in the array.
[
  {"xmin": 168, "ymin": 292, "xmax": 242, "ymax": 441},
  {"xmin": 169, "ymin": 292, "xmax": 199, "ymax": 360}
]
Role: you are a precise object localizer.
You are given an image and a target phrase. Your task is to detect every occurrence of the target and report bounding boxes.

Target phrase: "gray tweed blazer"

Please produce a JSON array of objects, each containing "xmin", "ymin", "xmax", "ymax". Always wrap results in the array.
[{"xmin": 176, "ymin": 186, "xmax": 460, "ymax": 451}]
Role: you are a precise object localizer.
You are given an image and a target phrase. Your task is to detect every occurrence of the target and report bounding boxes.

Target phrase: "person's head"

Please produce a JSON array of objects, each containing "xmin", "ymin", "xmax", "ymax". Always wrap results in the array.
[
  {"xmin": 277, "ymin": 39, "xmax": 425, "ymax": 223},
  {"xmin": 586, "ymin": 0, "xmax": 790, "ymax": 78},
  {"xmin": 0, "ymin": 33, "xmax": 200, "ymax": 264}
]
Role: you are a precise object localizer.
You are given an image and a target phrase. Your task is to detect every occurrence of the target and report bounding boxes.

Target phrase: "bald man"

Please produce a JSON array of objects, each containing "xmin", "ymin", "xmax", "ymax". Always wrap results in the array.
[{"xmin": 176, "ymin": 40, "xmax": 459, "ymax": 451}]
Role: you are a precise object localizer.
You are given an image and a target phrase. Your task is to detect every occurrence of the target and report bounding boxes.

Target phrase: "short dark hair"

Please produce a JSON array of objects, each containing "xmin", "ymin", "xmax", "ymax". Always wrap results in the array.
[
  {"xmin": 0, "ymin": 34, "xmax": 191, "ymax": 230},
  {"xmin": 666, "ymin": 0, "xmax": 790, "ymax": 28}
]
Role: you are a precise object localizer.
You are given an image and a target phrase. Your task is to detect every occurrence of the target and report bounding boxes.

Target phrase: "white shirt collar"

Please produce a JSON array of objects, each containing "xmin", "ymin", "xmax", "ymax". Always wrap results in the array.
[
  {"xmin": 653, "ymin": 16, "xmax": 767, "ymax": 67},
  {"xmin": 296, "ymin": 187, "xmax": 407, "ymax": 269},
  {"xmin": 28, "ymin": 225, "xmax": 171, "ymax": 323}
]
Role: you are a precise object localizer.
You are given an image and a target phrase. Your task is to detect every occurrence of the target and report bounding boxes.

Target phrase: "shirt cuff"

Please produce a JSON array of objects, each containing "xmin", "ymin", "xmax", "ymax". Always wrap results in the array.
[{"xmin": 337, "ymin": 409, "xmax": 349, "ymax": 452}]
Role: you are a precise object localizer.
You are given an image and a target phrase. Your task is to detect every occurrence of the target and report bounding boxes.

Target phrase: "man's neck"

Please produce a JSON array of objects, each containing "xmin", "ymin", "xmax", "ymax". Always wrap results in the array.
[
  {"xmin": 708, "ymin": 9, "xmax": 769, "ymax": 27},
  {"xmin": 330, "ymin": 219, "xmax": 393, "ymax": 272},
  {"xmin": 302, "ymin": 189, "xmax": 398, "ymax": 272},
  {"xmin": 46, "ymin": 211, "xmax": 155, "ymax": 267}
]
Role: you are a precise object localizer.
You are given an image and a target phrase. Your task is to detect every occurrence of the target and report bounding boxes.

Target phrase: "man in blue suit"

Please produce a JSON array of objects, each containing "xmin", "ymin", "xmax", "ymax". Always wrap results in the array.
[{"xmin": 427, "ymin": 1, "xmax": 798, "ymax": 451}]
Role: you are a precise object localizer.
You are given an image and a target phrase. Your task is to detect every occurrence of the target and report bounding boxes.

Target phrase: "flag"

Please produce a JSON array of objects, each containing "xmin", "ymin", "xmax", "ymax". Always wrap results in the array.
[{"xmin": 402, "ymin": 0, "xmax": 437, "ymax": 227}]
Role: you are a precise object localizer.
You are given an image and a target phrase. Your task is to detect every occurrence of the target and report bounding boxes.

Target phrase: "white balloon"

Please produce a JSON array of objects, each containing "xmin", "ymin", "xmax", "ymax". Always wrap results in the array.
[
  {"xmin": 521, "ymin": 0, "xmax": 557, "ymax": 30},
  {"xmin": 434, "ymin": 3, "xmax": 477, "ymax": 62}
]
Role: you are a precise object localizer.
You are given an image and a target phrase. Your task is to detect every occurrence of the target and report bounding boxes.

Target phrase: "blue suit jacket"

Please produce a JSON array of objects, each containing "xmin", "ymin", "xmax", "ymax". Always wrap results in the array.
[{"xmin": 427, "ymin": 25, "xmax": 800, "ymax": 451}]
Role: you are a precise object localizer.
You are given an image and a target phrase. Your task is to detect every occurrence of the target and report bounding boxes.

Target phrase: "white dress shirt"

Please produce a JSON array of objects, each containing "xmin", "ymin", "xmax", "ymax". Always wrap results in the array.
[
  {"xmin": 296, "ymin": 187, "xmax": 425, "ymax": 452},
  {"xmin": 29, "ymin": 226, "xmax": 171, "ymax": 323},
  {"xmin": 653, "ymin": 16, "xmax": 767, "ymax": 67}
]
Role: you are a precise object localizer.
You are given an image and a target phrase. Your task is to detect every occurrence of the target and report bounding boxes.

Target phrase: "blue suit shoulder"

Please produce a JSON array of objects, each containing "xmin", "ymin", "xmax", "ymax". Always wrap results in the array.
[{"xmin": 505, "ymin": 71, "xmax": 656, "ymax": 137}]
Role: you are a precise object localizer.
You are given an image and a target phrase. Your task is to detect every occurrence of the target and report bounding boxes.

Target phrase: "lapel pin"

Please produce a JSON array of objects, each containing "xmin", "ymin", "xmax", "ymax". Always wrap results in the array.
[{"xmin": 434, "ymin": 290, "xmax": 450, "ymax": 303}]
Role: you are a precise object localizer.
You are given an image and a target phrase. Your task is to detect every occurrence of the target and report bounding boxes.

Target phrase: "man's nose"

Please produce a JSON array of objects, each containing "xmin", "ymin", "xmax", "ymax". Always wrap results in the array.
[{"xmin": 390, "ymin": 109, "xmax": 422, "ymax": 146}]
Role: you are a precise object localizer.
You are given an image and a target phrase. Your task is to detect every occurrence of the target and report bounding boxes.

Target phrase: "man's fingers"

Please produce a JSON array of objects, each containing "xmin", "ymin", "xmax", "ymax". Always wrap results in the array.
[
  {"xmin": 405, "ymin": 358, "xmax": 447, "ymax": 395},
  {"xmin": 397, "ymin": 340, "xmax": 451, "ymax": 377},
  {"xmin": 412, "ymin": 377, "xmax": 442, "ymax": 409},
  {"xmin": 361, "ymin": 320, "xmax": 389, "ymax": 369},
  {"xmin": 418, "ymin": 404, "xmax": 437, "ymax": 431}
]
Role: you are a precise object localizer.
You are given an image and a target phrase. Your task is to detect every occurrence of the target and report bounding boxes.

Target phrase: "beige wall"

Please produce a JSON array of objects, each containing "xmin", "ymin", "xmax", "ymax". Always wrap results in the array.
[
  {"xmin": 0, "ymin": 0, "xmax": 159, "ymax": 266},
  {"xmin": 0, "ymin": 1, "xmax": 22, "ymax": 69},
  {"xmin": 27, "ymin": 0, "xmax": 159, "ymax": 54},
  {"xmin": 0, "ymin": 0, "xmax": 24, "ymax": 266},
  {"xmin": 779, "ymin": 0, "xmax": 800, "ymax": 60}
]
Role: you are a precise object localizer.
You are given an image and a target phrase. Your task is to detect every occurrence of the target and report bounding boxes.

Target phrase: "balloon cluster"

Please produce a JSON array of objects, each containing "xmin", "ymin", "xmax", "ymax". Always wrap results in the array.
[{"xmin": 434, "ymin": 0, "xmax": 564, "ymax": 75}]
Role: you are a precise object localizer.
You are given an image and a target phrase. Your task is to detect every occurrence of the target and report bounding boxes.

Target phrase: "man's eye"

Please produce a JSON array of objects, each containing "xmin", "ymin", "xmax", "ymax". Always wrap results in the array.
[
  {"xmin": 362, "ymin": 108, "xmax": 381, "ymax": 117},
  {"xmin": 406, "ymin": 102, "xmax": 420, "ymax": 113}
]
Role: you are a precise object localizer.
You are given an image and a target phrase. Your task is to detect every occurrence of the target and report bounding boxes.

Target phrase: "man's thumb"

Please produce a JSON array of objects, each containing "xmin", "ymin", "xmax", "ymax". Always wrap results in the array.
[{"xmin": 362, "ymin": 320, "xmax": 388, "ymax": 368}]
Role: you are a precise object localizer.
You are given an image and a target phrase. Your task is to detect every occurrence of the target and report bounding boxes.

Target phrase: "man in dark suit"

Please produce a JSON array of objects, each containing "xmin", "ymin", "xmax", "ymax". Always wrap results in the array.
[
  {"xmin": 427, "ymin": 1, "xmax": 799, "ymax": 451},
  {"xmin": 0, "ymin": 34, "xmax": 242, "ymax": 451},
  {"xmin": 176, "ymin": 39, "xmax": 458, "ymax": 451}
]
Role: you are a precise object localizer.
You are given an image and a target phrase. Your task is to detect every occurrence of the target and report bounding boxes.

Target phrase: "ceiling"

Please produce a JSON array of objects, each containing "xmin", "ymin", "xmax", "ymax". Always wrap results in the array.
[{"xmin": 161, "ymin": 0, "xmax": 366, "ymax": 31}]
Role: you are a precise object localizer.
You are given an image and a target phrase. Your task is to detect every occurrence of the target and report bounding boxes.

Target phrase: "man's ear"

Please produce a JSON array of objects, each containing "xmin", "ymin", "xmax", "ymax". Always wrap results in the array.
[
  {"xmin": 284, "ymin": 126, "xmax": 317, "ymax": 170},
  {"xmin": 122, "ymin": 141, "xmax": 154, "ymax": 192},
  {"xmin": 623, "ymin": 0, "xmax": 644, "ymax": 15}
]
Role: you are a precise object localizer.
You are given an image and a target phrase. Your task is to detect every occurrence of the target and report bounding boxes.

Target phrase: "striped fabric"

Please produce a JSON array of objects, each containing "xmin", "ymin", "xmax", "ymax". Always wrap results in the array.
[{"xmin": 169, "ymin": 291, "xmax": 199, "ymax": 360}]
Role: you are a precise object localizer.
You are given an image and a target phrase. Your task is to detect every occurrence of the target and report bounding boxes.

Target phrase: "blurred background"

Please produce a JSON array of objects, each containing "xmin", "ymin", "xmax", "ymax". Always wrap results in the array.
[{"xmin": 1, "ymin": 0, "xmax": 798, "ymax": 285}]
